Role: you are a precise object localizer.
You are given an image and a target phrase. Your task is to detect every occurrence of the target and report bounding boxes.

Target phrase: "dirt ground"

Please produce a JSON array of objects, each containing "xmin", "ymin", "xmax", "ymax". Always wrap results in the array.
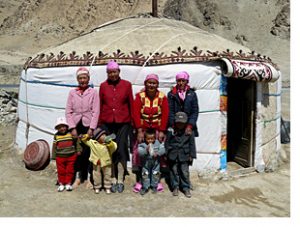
[
  {"xmin": 0, "ymin": 124, "xmax": 291, "ymax": 218},
  {"xmin": 0, "ymin": 91, "xmax": 291, "ymax": 218}
]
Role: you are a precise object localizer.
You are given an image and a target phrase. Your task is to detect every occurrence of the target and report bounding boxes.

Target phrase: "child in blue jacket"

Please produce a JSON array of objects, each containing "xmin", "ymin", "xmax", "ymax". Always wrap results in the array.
[{"xmin": 138, "ymin": 129, "xmax": 165, "ymax": 195}]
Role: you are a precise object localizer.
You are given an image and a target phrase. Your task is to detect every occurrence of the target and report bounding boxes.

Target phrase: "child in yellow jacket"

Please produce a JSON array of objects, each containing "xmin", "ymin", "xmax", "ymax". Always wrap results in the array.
[{"xmin": 80, "ymin": 128, "xmax": 117, "ymax": 194}]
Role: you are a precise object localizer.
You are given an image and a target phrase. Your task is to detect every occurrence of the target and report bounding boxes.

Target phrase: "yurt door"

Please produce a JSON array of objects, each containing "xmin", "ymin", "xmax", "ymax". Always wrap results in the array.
[{"xmin": 227, "ymin": 78, "xmax": 256, "ymax": 167}]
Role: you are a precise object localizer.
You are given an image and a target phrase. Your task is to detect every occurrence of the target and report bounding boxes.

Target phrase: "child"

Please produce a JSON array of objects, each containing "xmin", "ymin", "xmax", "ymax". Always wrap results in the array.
[
  {"xmin": 138, "ymin": 129, "xmax": 165, "ymax": 195},
  {"xmin": 165, "ymin": 112, "xmax": 196, "ymax": 198},
  {"xmin": 52, "ymin": 117, "xmax": 82, "ymax": 192},
  {"xmin": 80, "ymin": 127, "xmax": 117, "ymax": 194}
]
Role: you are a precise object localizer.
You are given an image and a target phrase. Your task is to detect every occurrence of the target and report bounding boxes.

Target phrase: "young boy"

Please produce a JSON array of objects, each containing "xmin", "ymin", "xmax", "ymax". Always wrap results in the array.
[
  {"xmin": 165, "ymin": 112, "xmax": 196, "ymax": 198},
  {"xmin": 138, "ymin": 129, "xmax": 165, "ymax": 195},
  {"xmin": 52, "ymin": 117, "xmax": 82, "ymax": 192},
  {"xmin": 80, "ymin": 128, "xmax": 117, "ymax": 194}
]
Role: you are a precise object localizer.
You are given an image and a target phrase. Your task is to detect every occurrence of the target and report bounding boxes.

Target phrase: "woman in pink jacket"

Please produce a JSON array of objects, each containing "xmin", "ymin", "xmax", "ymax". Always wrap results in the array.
[{"xmin": 66, "ymin": 67, "xmax": 100, "ymax": 187}]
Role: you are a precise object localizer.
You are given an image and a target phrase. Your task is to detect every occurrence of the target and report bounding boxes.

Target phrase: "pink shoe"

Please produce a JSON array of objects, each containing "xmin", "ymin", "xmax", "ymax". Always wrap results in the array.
[
  {"xmin": 133, "ymin": 182, "xmax": 142, "ymax": 193},
  {"xmin": 157, "ymin": 183, "xmax": 164, "ymax": 192}
]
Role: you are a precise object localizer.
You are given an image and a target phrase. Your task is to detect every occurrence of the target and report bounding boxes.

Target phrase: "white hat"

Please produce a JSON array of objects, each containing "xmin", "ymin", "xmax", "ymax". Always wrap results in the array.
[
  {"xmin": 76, "ymin": 67, "xmax": 90, "ymax": 77},
  {"xmin": 55, "ymin": 117, "xmax": 69, "ymax": 129}
]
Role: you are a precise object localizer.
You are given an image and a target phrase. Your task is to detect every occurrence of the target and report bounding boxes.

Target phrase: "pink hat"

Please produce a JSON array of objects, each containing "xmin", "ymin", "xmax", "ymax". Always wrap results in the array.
[
  {"xmin": 176, "ymin": 71, "xmax": 189, "ymax": 81},
  {"xmin": 144, "ymin": 74, "xmax": 159, "ymax": 83},
  {"xmin": 76, "ymin": 67, "xmax": 90, "ymax": 77},
  {"xmin": 55, "ymin": 117, "xmax": 69, "ymax": 130},
  {"xmin": 106, "ymin": 60, "xmax": 120, "ymax": 70}
]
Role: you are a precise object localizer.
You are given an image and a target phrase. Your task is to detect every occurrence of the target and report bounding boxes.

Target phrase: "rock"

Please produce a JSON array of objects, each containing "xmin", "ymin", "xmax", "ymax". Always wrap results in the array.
[
  {"xmin": 0, "ymin": 89, "xmax": 18, "ymax": 126},
  {"xmin": 270, "ymin": 4, "xmax": 290, "ymax": 39}
]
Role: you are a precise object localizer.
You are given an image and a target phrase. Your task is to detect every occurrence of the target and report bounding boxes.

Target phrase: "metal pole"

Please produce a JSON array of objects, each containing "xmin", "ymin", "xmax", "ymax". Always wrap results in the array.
[{"xmin": 152, "ymin": 0, "xmax": 158, "ymax": 17}]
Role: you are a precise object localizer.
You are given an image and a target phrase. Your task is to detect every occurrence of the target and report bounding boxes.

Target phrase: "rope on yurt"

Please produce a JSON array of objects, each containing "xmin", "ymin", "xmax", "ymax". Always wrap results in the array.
[
  {"xmin": 134, "ymin": 30, "xmax": 203, "ymax": 83},
  {"xmin": 20, "ymin": 78, "xmax": 95, "ymax": 88},
  {"xmin": 142, "ymin": 31, "xmax": 199, "ymax": 67},
  {"xmin": 18, "ymin": 119, "xmax": 54, "ymax": 136},
  {"xmin": 98, "ymin": 18, "xmax": 163, "ymax": 52},
  {"xmin": 23, "ymin": 58, "xmax": 35, "ymax": 147},
  {"xmin": 89, "ymin": 55, "xmax": 96, "ymax": 73},
  {"xmin": 18, "ymin": 99, "xmax": 66, "ymax": 110}
]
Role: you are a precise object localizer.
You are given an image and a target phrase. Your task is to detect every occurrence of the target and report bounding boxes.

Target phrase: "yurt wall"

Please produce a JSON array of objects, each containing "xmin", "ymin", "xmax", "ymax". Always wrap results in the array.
[
  {"xmin": 16, "ymin": 62, "xmax": 226, "ymax": 171},
  {"xmin": 255, "ymin": 78, "xmax": 281, "ymax": 172}
]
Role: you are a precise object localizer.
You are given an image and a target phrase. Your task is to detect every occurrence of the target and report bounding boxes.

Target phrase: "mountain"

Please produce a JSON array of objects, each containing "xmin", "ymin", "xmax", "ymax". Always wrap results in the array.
[{"xmin": 0, "ymin": 0, "xmax": 290, "ymax": 83}]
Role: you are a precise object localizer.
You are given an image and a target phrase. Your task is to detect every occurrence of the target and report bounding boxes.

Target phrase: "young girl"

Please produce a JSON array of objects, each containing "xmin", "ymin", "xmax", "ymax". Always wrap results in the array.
[
  {"xmin": 138, "ymin": 129, "xmax": 165, "ymax": 195},
  {"xmin": 52, "ymin": 117, "xmax": 82, "ymax": 192},
  {"xmin": 165, "ymin": 112, "xmax": 196, "ymax": 198},
  {"xmin": 80, "ymin": 128, "xmax": 117, "ymax": 194}
]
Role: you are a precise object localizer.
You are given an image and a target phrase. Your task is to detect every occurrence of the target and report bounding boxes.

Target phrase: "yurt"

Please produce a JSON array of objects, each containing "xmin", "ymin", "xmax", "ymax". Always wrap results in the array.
[{"xmin": 16, "ymin": 16, "xmax": 281, "ymax": 173}]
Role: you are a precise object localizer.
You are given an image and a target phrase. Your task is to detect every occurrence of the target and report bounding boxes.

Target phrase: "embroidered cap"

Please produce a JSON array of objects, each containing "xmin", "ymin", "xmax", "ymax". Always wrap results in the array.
[
  {"xmin": 55, "ymin": 117, "xmax": 69, "ymax": 129},
  {"xmin": 93, "ymin": 127, "xmax": 107, "ymax": 141},
  {"xmin": 106, "ymin": 60, "xmax": 120, "ymax": 70},
  {"xmin": 175, "ymin": 112, "xmax": 188, "ymax": 123},
  {"xmin": 176, "ymin": 71, "xmax": 190, "ymax": 81},
  {"xmin": 76, "ymin": 67, "xmax": 90, "ymax": 77}
]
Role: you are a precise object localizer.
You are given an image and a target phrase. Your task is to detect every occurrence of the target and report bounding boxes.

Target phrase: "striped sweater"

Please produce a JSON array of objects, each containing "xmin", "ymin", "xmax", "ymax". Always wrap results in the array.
[{"xmin": 52, "ymin": 132, "xmax": 82, "ymax": 159}]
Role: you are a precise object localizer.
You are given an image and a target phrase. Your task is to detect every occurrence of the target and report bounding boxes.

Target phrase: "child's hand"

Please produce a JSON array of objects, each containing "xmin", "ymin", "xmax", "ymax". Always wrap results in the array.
[
  {"xmin": 77, "ymin": 151, "xmax": 81, "ymax": 156},
  {"xmin": 80, "ymin": 134, "xmax": 90, "ymax": 141}
]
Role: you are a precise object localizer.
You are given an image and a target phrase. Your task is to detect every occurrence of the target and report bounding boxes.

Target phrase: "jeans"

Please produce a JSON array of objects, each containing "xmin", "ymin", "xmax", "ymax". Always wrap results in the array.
[{"xmin": 141, "ymin": 158, "xmax": 160, "ymax": 190}]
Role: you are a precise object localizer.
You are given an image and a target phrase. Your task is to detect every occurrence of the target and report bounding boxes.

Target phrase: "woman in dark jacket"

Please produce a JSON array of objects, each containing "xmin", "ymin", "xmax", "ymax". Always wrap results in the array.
[{"xmin": 167, "ymin": 71, "xmax": 199, "ymax": 137}]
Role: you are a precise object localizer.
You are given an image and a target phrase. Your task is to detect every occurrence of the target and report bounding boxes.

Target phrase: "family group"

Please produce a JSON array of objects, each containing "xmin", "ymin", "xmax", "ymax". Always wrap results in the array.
[{"xmin": 51, "ymin": 60, "xmax": 199, "ymax": 198}]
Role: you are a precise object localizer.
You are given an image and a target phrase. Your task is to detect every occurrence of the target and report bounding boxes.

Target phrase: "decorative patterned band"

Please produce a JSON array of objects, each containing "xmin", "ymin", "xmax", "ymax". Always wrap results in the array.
[
  {"xmin": 221, "ymin": 58, "xmax": 280, "ymax": 82},
  {"xmin": 24, "ymin": 47, "xmax": 279, "ymax": 71}
]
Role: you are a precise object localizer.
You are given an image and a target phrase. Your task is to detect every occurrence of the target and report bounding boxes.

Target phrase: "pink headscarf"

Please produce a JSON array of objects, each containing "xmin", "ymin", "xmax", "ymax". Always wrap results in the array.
[
  {"xmin": 76, "ymin": 67, "xmax": 90, "ymax": 77},
  {"xmin": 106, "ymin": 60, "xmax": 120, "ymax": 70},
  {"xmin": 176, "ymin": 71, "xmax": 190, "ymax": 81},
  {"xmin": 144, "ymin": 74, "xmax": 159, "ymax": 83}
]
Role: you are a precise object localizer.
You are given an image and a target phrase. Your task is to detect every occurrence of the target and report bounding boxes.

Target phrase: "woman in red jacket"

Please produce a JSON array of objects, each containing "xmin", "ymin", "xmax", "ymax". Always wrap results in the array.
[
  {"xmin": 132, "ymin": 74, "xmax": 169, "ymax": 192},
  {"xmin": 99, "ymin": 60, "xmax": 134, "ymax": 193}
]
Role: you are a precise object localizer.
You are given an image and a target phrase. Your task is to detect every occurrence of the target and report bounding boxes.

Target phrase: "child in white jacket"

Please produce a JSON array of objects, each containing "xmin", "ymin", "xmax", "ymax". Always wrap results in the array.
[{"xmin": 81, "ymin": 128, "xmax": 117, "ymax": 194}]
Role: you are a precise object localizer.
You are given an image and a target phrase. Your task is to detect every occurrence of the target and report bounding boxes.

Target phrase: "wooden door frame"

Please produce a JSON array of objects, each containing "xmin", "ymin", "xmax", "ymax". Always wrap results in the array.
[{"xmin": 226, "ymin": 78, "xmax": 256, "ymax": 167}]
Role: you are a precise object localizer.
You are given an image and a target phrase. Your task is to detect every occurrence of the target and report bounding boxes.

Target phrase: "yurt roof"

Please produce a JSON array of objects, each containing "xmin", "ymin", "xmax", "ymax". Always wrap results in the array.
[{"xmin": 24, "ymin": 16, "xmax": 277, "ymax": 69}]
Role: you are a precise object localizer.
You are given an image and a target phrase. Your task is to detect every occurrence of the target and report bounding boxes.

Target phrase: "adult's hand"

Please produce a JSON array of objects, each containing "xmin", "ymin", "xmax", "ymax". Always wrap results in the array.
[
  {"xmin": 71, "ymin": 128, "xmax": 78, "ymax": 138},
  {"xmin": 185, "ymin": 127, "xmax": 193, "ymax": 136},
  {"xmin": 158, "ymin": 131, "xmax": 165, "ymax": 142},
  {"xmin": 87, "ymin": 128, "xmax": 94, "ymax": 138}
]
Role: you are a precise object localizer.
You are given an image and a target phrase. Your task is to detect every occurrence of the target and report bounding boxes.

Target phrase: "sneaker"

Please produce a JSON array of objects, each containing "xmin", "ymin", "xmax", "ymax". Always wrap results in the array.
[
  {"xmin": 184, "ymin": 189, "xmax": 192, "ymax": 198},
  {"xmin": 94, "ymin": 189, "xmax": 100, "ymax": 194},
  {"xmin": 117, "ymin": 183, "xmax": 124, "ymax": 193},
  {"xmin": 111, "ymin": 184, "xmax": 118, "ymax": 193},
  {"xmin": 57, "ymin": 185, "xmax": 65, "ymax": 192},
  {"xmin": 65, "ymin": 184, "xmax": 73, "ymax": 191},
  {"xmin": 172, "ymin": 188, "xmax": 179, "ymax": 196},
  {"xmin": 140, "ymin": 188, "xmax": 148, "ymax": 196},
  {"xmin": 105, "ymin": 188, "xmax": 111, "ymax": 194}
]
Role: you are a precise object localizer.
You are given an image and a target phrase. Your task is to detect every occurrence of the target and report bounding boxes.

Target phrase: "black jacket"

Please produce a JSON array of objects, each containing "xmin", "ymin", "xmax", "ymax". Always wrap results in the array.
[
  {"xmin": 167, "ymin": 86, "xmax": 199, "ymax": 137},
  {"xmin": 165, "ymin": 129, "xmax": 196, "ymax": 162}
]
